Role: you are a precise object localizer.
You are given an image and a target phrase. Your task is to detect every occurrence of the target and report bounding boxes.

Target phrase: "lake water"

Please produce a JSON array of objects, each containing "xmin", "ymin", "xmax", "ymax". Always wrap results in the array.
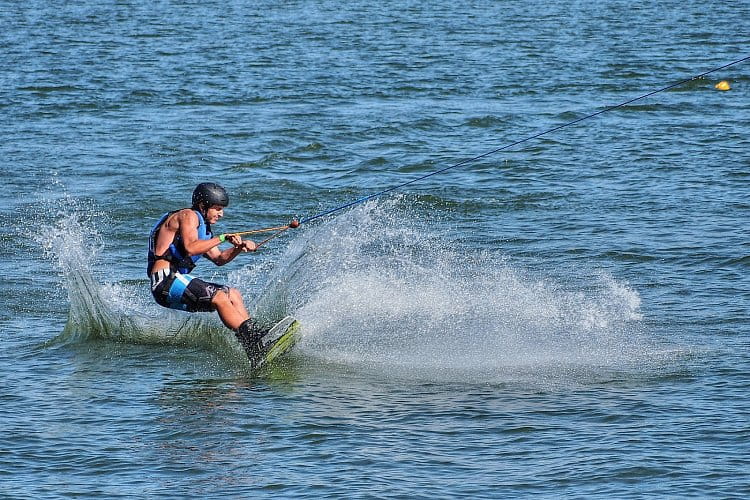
[{"xmin": 2, "ymin": 0, "xmax": 749, "ymax": 497}]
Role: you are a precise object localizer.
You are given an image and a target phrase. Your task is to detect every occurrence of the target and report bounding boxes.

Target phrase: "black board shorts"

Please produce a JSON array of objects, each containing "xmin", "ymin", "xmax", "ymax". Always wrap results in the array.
[{"xmin": 150, "ymin": 269, "xmax": 229, "ymax": 313}]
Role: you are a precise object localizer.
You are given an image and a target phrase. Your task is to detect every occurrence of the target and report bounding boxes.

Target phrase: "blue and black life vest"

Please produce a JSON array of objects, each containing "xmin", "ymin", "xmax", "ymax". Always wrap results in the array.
[{"xmin": 147, "ymin": 209, "xmax": 213, "ymax": 275}]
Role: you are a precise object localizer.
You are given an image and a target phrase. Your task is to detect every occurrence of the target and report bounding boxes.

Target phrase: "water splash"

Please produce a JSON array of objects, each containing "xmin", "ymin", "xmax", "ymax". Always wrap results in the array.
[
  {"xmin": 253, "ymin": 197, "xmax": 662, "ymax": 383},
  {"xmin": 34, "ymin": 190, "xmax": 667, "ymax": 383},
  {"xmin": 33, "ymin": 195, "xmax": 245, "ymax": 362}
]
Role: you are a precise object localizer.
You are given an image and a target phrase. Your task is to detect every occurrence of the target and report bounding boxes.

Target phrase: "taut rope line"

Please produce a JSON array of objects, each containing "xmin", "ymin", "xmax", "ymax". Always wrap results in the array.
[
  {"xmin": 232, "ymin": 55, "xmax": 748, "ymax": 244},
  {"xmin": 297, "ymin": 54, "xmax": 749, "ymax": 225}
]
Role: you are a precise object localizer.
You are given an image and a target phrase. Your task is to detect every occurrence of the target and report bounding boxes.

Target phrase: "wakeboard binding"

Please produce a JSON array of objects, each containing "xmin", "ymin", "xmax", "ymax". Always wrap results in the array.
[{"xmin": 235, "ymin": 318, "xmax": 269, "ymax": 368}]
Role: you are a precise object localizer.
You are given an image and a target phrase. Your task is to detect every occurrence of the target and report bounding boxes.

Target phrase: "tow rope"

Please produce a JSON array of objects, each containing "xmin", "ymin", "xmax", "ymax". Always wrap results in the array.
[{"xmin": 235, "ymin": 54, "xmax": 749, "ymax": 246}]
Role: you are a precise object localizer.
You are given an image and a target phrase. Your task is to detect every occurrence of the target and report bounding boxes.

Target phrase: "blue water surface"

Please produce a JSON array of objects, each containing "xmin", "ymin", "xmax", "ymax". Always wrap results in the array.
[{"xmin": 1, "ymin": 0, "xmax": 749, "ymax": 497}]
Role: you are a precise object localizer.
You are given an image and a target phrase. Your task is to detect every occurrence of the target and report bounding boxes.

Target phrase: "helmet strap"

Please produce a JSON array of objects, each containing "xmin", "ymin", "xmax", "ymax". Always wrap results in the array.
[
  {"xmin": 196, "ymin": 203, "xmax": 213, "ymax": 234},
  {"xmin": 196, "ymin": 202, "xmax": 207, "ymax": 218}
]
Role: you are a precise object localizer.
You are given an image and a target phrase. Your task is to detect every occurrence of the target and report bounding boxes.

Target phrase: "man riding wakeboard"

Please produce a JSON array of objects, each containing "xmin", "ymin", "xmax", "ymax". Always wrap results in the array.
[{"xmin": 146, "ymin": 182, "xmax": 266, "ymax": 361}]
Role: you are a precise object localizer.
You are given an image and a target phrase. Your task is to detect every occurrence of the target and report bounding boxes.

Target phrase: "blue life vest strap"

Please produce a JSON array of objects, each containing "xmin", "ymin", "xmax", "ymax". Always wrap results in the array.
[{"xmin": 147, "ymin": 209, "xmax": 213, "ymax": 276}]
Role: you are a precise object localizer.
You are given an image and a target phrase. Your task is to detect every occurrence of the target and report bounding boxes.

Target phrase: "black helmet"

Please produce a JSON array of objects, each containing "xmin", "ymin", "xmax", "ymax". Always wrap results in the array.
[{"xmin": 192, "ymin": 182, "xmax": 229, "ymax": 209}]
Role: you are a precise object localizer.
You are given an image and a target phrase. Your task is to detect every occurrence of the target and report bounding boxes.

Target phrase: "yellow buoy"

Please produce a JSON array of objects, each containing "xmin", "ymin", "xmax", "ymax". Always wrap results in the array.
[{"xmin": 715, "ymin": 80, "xmax": 731, "ymax": 91}]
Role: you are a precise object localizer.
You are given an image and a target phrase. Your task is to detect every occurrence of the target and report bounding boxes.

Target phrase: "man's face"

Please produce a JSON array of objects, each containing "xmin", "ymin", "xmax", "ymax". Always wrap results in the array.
[{"xmin": 205, "ymin": 204, "xmax": 224, "ymax": 224}]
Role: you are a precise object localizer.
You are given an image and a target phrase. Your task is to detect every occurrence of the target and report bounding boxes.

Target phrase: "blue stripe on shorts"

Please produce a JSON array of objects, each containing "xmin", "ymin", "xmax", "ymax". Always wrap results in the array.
[{"xmin": 167, "ymin": 273, "xmax": 194, "ymax": 311}]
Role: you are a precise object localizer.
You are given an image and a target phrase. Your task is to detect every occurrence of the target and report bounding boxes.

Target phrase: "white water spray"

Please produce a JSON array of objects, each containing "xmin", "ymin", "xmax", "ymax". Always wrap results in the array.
[
  {"xmin": 36, "ymin": 192, "xmax": 661, "ymax": 382},
  {"xmin": 34, "ymin": 198, "xmax": 244, "ymax": 361},
  {"xmin": 250, "ymin": 198, "xmax": 654, "ymax": 382}
]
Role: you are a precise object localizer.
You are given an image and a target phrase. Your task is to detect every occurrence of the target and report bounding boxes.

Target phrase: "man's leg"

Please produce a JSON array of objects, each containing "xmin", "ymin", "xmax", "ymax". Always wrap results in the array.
[
  {"xmin": 208, "ymin": 285, "xmax": 265, "ymax": 361},
  {"xmin": 211, "ymin": 287, "xmax": 250, "ymax": 330}
]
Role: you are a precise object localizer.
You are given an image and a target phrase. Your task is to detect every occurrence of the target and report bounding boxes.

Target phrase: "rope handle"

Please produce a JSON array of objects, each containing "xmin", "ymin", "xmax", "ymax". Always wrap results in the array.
[
  {"xmin": 228, "ymin": 220, "xmax": 299, "ymax": 237},
  {"xmin": 255, "ymin": 226, "xmax": 290, "ymax": 249},
  {"xmin": 222, "ymin": 220, "xmax": 300, "ymax": 250}
]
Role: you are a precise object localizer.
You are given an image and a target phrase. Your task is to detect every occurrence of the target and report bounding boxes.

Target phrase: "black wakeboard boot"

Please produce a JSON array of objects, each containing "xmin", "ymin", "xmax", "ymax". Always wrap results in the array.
[{"xmin": 235, "ymin": 318, "xmax": 269, "ymax": 367}]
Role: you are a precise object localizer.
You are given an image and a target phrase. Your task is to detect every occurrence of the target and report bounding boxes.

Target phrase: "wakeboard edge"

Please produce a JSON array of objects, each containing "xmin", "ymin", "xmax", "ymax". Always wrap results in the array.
[{"xmin": 251, "ymin": 315, "xmax": 301, "ymax": 370}]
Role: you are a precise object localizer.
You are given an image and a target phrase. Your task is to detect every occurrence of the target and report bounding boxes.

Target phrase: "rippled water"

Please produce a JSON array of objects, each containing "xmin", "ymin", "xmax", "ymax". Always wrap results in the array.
[{"xmin": 2, "ymin": 0, "xmax": 749, "ymax": 497}]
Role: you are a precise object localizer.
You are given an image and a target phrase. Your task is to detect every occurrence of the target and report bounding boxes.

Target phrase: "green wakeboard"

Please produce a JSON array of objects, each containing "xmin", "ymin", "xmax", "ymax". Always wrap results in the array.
[{"xmin": 250, "ymin": 316, "xmax": 301, "ymax": 370}]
